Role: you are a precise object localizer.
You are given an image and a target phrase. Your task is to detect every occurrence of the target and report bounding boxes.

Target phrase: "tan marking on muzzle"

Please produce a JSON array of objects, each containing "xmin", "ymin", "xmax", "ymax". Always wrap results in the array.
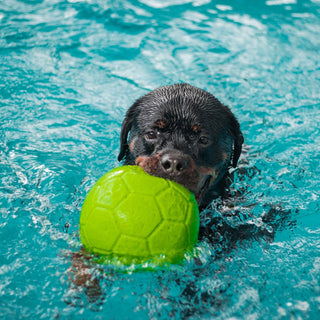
[{"xmin": 135, "ymin": 155, "xmax": 161, "ymax": 173}]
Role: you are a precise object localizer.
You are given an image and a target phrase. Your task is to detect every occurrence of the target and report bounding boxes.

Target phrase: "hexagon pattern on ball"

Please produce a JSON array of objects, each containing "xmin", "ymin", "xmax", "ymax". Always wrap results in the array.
[{"xmin": 80, "ymin": 165, "xmax": 199, "ymax": 265}]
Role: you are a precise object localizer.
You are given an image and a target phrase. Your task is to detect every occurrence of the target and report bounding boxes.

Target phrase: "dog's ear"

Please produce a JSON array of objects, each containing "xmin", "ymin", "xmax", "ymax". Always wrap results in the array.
[
  {"xmin": 230, "ymin": 118, "xmax": 244, "ymax": 168},
  {"xmin": 232, "ymin": 131, "xmax": 244, "ymax": 167},
  {"xmin": 118, "ymin": 102, "xmax": 140, "ymax": 162}
]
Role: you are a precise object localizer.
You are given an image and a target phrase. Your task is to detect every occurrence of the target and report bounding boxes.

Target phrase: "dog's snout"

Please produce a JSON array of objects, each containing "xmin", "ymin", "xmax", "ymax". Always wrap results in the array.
[{"xmin": 161, "ymin": 153, "xmax": 189, "ymax": 175}]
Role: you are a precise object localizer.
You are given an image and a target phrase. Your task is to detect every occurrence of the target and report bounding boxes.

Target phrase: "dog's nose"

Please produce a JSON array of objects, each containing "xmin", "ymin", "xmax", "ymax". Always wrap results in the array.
[{"xmin": 161, "ymin": 153, "xmax": 189, "ymax": 175}]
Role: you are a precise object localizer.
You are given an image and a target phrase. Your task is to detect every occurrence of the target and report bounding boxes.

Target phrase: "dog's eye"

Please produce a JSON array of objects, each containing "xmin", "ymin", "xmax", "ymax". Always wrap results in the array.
[
  {"xmin": 145, "ymin": 131, "xmax": 158, "ymax": 140},
  {"xmin": 199, "ymin": 136, "xmax": 210, "ymax": 146}
]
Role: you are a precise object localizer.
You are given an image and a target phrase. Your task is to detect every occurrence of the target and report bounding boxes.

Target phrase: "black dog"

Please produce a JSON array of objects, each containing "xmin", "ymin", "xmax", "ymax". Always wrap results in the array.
[
  {"xmin": 69, "ymin": 85, "xmax": 298, "ymax": 304},
  {"xmin": 118, "ymin": 83, "xmax": 244, "ymax": 210}
]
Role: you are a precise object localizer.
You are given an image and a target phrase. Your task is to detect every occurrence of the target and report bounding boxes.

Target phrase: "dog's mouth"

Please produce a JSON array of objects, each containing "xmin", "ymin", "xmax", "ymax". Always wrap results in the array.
[
  {"xmin": 135, "ymin": 154, "xmax": 218, "ymax": 206},
  {"xmin": 194, "ymin": 175, "xmax": 211, "ymax": 204},
  {"xmin": 135, "ymin": 154, "xmax": 200, "ymax": 191}
]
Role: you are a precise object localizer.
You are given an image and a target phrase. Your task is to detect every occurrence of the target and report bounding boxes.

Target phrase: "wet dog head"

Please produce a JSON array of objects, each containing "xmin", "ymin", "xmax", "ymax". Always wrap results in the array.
[{"xmin": 118, "ymin": 83, "xmax": 243, "ymax": 208}]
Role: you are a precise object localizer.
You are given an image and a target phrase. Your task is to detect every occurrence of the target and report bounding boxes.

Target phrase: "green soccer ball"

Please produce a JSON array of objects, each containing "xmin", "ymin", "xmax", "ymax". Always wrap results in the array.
[{"xmin": 79, "ymin": 165, "xmax": 199, "ymax": 265}]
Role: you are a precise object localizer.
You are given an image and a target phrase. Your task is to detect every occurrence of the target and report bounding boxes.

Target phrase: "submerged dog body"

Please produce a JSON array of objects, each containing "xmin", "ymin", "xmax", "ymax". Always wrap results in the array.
[{"xmin": 118, "ymin": 83, "xmax": 243, "ymax": 209}]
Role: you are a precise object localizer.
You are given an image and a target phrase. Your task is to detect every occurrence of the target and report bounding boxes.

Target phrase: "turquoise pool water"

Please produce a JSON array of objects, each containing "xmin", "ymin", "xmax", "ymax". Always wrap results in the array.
[{"xmin": 1, "ymin": 0, "xmax": 320, "ymax": 318}]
